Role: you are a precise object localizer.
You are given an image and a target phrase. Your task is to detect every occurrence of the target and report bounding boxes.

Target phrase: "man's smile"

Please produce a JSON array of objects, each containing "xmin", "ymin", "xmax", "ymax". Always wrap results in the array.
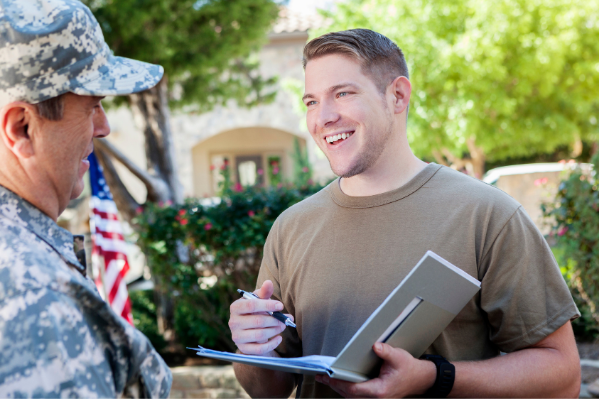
[{"xmin": 324, "ymin": 130, "xmax": 355, "ymax": 146}]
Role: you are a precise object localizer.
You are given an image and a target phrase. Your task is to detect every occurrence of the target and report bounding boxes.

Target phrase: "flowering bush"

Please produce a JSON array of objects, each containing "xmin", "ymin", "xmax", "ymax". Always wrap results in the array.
[
  {"xmin": 542, "ymin": 153, "xmax": 599, "ymax": 338},
  {"xmin": 133, "ymin": 181, "xmax": 324, "ymax": 351}
]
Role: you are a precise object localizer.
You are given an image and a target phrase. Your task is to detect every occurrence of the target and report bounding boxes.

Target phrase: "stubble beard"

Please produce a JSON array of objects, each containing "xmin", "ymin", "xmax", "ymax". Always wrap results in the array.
[{"xmin": 332, "ymin": 114, "xmax": 395, "ymax": 179}]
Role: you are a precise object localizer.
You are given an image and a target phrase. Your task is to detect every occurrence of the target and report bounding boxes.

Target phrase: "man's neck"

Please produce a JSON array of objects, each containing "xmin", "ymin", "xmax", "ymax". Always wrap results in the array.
[
  {"xmin": 339, "ymin": 137, "xmax": 428, "ymax": 197},
  {"xmin": 0, "ymin": 170, "xmax": 60, "ymax": 221}
]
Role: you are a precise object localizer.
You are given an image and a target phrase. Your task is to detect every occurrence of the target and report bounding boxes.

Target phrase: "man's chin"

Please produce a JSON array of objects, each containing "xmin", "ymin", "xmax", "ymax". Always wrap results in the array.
[
  {"xmin": 331, "ymin": 162, "xmax": 366, "ymax": 179},
  {"xmin": 70, "ymin": 180, "xmax": 85, "ymax": 200}
]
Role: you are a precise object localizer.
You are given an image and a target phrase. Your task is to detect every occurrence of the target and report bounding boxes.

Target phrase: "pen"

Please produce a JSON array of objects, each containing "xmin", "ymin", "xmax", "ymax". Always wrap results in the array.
[{"xmin": 237, "ymin": 289, "xmax": 297, "ymax": 328}]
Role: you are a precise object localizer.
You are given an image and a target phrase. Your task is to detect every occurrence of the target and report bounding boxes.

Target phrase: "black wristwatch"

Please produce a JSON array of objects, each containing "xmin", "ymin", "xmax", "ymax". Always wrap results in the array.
[{"xmin": 420, "ymin": 354, "xmax": 455, "ymax": 398}]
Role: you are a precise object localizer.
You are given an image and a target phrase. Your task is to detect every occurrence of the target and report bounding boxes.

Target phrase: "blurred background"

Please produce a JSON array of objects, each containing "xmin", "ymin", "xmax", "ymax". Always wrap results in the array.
[{"xmin": 63, "ymin": 0, "xmax": 599, "ymax": 396}]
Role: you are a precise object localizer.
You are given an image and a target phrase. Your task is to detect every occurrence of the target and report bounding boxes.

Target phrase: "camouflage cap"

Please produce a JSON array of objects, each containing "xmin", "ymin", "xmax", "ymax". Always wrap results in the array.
[{"xmin": 0, "ymin": 0, "xmax": 164, "ymax": 105}]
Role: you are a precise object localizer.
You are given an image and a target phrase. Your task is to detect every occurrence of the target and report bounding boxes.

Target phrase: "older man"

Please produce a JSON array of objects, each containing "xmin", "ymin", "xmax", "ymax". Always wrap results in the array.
[{"xmin": 0, "ymin": 0, "xmax": 171, "ymax": 397}]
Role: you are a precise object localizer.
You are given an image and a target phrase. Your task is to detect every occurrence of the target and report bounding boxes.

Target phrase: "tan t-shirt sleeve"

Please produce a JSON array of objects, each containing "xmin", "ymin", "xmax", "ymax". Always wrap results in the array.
[
  {"xmin": 479, "ymin": 207, "xmax": 580, "ymax": 353},
  {"xmin": 256, "ymin": 219, "xmax": 303, "ymax": 359}
]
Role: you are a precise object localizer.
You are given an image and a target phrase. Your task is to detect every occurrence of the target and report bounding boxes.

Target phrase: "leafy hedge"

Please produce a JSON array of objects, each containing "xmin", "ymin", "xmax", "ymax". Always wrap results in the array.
[
  {"xmin": 542, "ymin": 153, "xmax": 599, "ymax": 339},
  {"xmin": 132, "ymin": 181, "xmax": 324, "ymax": 351}
]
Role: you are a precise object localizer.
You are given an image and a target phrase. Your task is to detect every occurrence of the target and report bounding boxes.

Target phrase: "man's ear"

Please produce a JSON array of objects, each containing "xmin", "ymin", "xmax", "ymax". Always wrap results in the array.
[
  {"xmin": 0, "ymin": 102, "xmax": 36, "ymax": 158},
  {"xmin": 389, "ymin": 76, "xmax": 411, "ymax": 115}
]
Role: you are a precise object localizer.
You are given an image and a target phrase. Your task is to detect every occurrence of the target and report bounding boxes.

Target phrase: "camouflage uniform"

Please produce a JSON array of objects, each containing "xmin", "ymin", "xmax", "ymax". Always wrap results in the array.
[{"xmin": 0, "ymin": 185, "xmax": 172, "ymax": 397}]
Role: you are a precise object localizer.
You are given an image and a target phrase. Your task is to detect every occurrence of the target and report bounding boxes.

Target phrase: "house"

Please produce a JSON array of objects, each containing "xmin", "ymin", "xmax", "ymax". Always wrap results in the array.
[{"xmin": 104, "ymin": 8, "xmax": 334, "ymax": 204}]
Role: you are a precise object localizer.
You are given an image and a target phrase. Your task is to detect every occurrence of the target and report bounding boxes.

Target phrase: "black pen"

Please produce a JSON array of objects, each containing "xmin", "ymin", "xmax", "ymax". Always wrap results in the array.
[{"xmin": 237, "ymin": 289, "xmax": 297, "ymax": 328}]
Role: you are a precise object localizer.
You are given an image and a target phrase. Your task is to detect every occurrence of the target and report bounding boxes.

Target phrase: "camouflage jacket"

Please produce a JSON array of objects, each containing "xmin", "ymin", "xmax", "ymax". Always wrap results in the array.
[{"xmin": 0, "ymin": 185, "xmax": 172, "ymax": 397}]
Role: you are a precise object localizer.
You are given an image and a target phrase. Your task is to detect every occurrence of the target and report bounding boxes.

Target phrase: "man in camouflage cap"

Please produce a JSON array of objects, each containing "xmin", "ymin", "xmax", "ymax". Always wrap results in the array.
[{"xmin": 0, "ymin": 0, "xmax": 171, "ymax": 397}]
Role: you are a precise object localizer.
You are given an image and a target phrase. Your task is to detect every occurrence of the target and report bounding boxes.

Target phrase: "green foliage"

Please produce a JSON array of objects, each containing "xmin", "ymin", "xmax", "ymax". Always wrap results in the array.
[
  {"xmin": 129, "ymin": 290, "xmax": 167, "ymax": 352},
  {"xmin": 83, "ymin": 0, "xmax": 284, "ymax": 111},
  {"xmin": 290, "ymin": 137, "xmax": 312, "ymax": 186},
  {"xmin": 134, "ymin": 181, "xmax": 323, "ymax": 351},
  {"xmin": 315, "ymin": 0, "xmax": 599, "ymax": 163},
  {"xmin": 542, "ymin": 153, "xmax": 599, "ymax": 338},
  {"xmin": 217, "ymin": 158, "xmax": 233, "ymax": 196},
  {"xmin": 267, "ymin": 156, "xmax": 282, "ymax": 187}
]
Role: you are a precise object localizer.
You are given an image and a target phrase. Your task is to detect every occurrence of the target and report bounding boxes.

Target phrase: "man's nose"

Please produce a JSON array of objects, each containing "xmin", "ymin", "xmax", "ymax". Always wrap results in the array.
[
  {"xmin": 94, "ymin": 103, "xmax": 110, "ymax": 138},
  {"xmin": 315, "ymin": 99, "xmax": 341, "ymax": 128}
]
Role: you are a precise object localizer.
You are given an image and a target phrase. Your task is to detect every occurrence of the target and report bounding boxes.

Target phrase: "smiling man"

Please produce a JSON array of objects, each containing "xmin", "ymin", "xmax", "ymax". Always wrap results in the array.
[
  {"xmin": 0, "ymin": 0, "xmax": 171, "ymax": 397},
  {"xmin": 229, "ymin": 29, "xmax": 581, "ymax": 398}
]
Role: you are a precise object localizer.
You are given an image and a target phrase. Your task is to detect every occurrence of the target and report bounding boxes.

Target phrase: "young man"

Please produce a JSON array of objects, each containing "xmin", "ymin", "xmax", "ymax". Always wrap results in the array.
[
  {"xmin": 229, "ymin": 29, "xmax": 581, "ymax": 398},
  {"xmin": 0, "ymin": 0, "xmax": 170, "ymax": 397}
]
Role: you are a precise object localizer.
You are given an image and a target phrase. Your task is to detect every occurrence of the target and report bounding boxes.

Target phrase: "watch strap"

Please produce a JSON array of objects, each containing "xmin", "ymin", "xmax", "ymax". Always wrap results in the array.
[{"xmin": 421, "ymin": 354, "xmax": 455, "ymax": 398}]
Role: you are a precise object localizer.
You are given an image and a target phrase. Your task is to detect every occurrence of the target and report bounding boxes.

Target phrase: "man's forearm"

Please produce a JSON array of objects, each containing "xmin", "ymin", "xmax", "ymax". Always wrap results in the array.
[
  {"xmin": 450, "ymin": 346, "xmax": 580, "ymax": 398},
  {"xmin": 233, "ymin": 352, "xmax": 297, "ymax": 398}
]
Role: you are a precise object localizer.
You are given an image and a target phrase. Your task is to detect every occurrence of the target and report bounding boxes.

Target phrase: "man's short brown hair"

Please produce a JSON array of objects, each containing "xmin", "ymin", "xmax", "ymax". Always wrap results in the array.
[
  {"xmin": 303, "ymin": 29, "xmax": 409, "ymax": 93},
  {"xmin": 34, "ymin": 94, "xmax": 65, "ymax": 121}
]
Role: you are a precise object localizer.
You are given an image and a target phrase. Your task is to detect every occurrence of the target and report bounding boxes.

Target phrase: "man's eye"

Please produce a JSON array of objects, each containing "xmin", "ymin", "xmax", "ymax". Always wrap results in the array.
[
  {"xmin": 306, "ymin": 101, "xmax": 317, "ymax": 106},
  {"xmin": 337, "ymin": 92, "xmax": 348, "ymax": 98}
]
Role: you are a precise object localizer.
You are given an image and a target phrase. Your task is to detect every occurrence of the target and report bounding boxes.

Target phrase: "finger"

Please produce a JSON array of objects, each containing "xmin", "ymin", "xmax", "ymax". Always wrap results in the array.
[
  {"xmin": 232, "ymin": 324, "xmax": 286, "ymax": 345},
  {"xmin": 230, "ymin": 297, "xmax": 283, "ymax": 315},
  {"xmin": 315, "ymin": 376, "xmax": 350, "ymax": 398},
  {"xmin": 372, "ymin": 342, "xmax": 407, "ymax": 368},
  {"xmin": 255, "ymin": 280, "xmax": 274, "ymax": 299},
  {"xmin": 229, "ymin": 313, "xmax": 285, "ymax": 332},
  {"xmin": 327, "ymin": 377, "xmax": 384, "ymax": 399},
  {"xmin": 238, "ymin": 334, "xmax": 282, "ymax": 355},
  {"xmin": 284, "ymin": 313, "xmax": 294, "ymax": 321}
]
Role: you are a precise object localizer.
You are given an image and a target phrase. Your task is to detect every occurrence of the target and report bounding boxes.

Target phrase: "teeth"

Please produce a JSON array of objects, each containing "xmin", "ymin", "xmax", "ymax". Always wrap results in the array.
[{"xmin": 326, "ymin": 132, "xmax": 353, "ymax": 143}]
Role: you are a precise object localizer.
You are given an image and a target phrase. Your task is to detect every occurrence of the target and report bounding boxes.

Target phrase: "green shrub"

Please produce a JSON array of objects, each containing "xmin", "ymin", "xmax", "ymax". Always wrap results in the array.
[
  {"xmin": 130, "ymin": 290, "xmax": 167, "ymax": 352},
  {"xmin": 542, "ymin": 153, "xmax": 599, "ymax": 340},
  {"xmin": 134, "ymin": 181, "xmax": 324, "ymax": 351}
]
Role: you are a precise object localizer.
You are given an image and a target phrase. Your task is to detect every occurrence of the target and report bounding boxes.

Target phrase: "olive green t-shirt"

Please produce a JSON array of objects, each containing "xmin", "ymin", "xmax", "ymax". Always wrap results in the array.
[{"xmin": 257, "ymin": 163, "xmax": 579, "ymax": 398}]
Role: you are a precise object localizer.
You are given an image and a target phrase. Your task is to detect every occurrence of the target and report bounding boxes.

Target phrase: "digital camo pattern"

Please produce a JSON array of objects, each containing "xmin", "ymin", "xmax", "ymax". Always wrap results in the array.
[
  {"xmin": 0, "ymin": 185, "xmax": 172, "ymax": 398},
  {"xmin": 0, "ymin": 0, "xmax": 163, "ymax": 105}
]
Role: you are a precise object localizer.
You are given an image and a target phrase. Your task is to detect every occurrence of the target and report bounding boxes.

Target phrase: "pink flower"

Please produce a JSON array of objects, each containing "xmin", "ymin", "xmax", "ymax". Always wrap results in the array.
[
  {"xmin": 179, "ymin": 209, "xmax": 186, "ymax": 216},
  {"xmin": 557, "ymin": 226, "xmax": 568, "ymax": 236},
  {"xmin": 248, "ymin": 210, "xmax": 255, "ymax": 217},
  {"xmin": 234, "ymin": 182, "xmax": 243, "ymax": 192},
  {"xmin": 165, "ymin": 200, "xmax": 173, "ymax": 206},
  {"xmin": 257, "ymin": 168, "xmax": 264, "ymax": 175},
  {"xmin": 302, "ymin": 167, "xmax": 309, "ymax": 173},
  {"xmin": 534, "ymin": 177, "xmax": 548, "ymax": 186},
  {"xmin": 272, "ymin": 167, "xmax": 279, "ymax": 175},
  {"xmin": 135, "ymin": 207, "xmax": 143, "ymax": 215},
  {"xmin": 204, "ymin": 223, "xmax": 213, "ymax": 231},
  {"xmin": 180, "ymin": 219, "xmax": 189, "ymax": 226},
  {"xmin": 220, "ymin": 164, "xmax": 227, "ymax": 171},
  {"xmin": 558, "ymin": 160, "xmax": 566, "ymax": 164},
  {"xmin": 307, "ymin": 179, "xmax": 313, "ymax": 185},
  {"xmin": 210, "ymin": 164, "xmax": 215, "ymax": 171}
]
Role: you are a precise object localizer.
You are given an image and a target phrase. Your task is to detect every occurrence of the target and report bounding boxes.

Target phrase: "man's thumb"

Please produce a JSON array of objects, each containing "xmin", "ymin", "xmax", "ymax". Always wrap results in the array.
[
  {"xmin": 255, "ymin": 280, "xmax": 275, "ymax": 299},
  {"xmin": 373, "ymin": 342, "xmax": 401, "ymax": 365}
]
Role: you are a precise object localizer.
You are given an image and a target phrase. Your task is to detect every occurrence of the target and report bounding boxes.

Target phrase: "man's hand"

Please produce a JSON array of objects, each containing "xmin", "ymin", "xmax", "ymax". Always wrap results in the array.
[
  {"xmin": 315, "ymin": 343, "xmax": 436, "ymax": 398},
  {"xmin": 229, "ymin": 280, "xmax": 294, "ymax": 355}
]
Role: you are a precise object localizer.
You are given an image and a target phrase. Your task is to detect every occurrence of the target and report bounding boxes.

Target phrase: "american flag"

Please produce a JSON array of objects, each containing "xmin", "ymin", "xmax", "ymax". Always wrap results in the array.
[{"xmin": 89, "ymin": 152, "xmax": 133, "ymax": 324}]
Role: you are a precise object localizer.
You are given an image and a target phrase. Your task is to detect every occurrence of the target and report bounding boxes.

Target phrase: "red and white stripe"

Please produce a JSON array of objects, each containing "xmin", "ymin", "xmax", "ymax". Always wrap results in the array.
[{"xmin": 90, "ymin": 196, "xmax": 133, "ymax": 325}]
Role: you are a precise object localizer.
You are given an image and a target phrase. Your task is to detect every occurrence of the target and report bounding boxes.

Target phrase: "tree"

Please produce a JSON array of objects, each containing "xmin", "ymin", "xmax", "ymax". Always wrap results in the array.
[
  {"xmin": 84, "ymin": 0, "xmax": 281, "ymax": 216},
  {"xmin": 316, "ymin": 0, "xmax": 599, "ymax": 177},
  {"xmin": 82, "ymin": 0, "xmax": 283, "ymax": 345}
]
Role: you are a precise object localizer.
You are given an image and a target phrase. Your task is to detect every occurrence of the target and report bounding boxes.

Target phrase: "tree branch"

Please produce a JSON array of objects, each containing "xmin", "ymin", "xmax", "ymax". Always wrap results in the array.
[
  {"xmin": 94, "ymin": 137, "xmax": 171, "ymax": 203},
  {"xmin": 432, "ymin": 149, "xmax": 449, "ymax": 166},
  {"xmin": 94, "ymin": 146, "xmax": 141, "ymax": 223}
]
